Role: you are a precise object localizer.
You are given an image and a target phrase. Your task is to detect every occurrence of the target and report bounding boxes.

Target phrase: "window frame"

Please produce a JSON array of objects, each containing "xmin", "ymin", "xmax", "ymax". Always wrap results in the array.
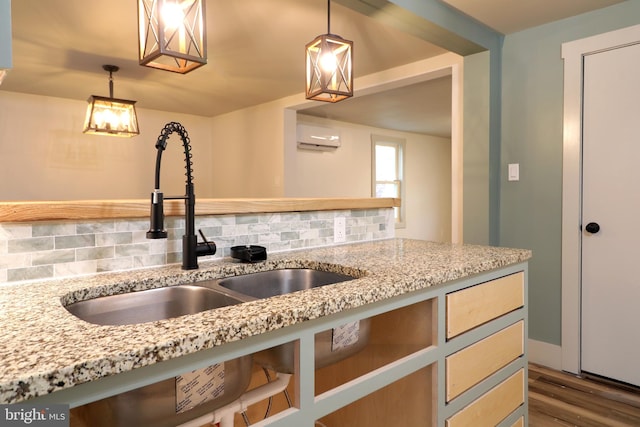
[{"xmin": 371, "ymin": 134, "xmax": 406, "ymax": 228}]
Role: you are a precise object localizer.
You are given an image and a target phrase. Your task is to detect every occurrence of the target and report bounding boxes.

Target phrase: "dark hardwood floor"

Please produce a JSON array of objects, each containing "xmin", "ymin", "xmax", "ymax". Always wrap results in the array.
[{"xmin": 529, "ymin": 363, "xmax": 640, "ymax": 426}]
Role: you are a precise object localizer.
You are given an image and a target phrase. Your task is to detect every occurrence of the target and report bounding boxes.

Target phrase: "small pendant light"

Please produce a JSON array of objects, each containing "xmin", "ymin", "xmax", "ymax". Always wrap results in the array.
[
  {"xmin": 138, "ymin": 0, "xmax": 207, "ymax": 74},
  {"xmin": 83, "ymin": 65, "xmax": 140, "ymax": 137},
  {"xmin": 305, "ymin": 0, "xmax": 353, "ymax": 102}
]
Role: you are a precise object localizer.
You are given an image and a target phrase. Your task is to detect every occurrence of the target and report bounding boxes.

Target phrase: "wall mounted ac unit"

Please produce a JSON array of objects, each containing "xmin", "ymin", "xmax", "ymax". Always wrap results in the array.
[{"xmin": 296, "ymin": 124, "xmax": 341, "ymax": 151}]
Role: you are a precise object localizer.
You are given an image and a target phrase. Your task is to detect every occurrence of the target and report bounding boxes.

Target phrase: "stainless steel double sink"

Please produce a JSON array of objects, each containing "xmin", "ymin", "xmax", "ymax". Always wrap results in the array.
[
  {"xmin": 65, "ymin": 284, "xmax": 243, "ymax": 326},
  {"xmin": 216, "ymin": 268, "xmax": 371, "ymax": 373},
  {"xmin": 66, "ymin": 268, "xmax": 357, "ymax": 325},
  {"xmin": 64, "ymin": 267, "xmax": 370, "ymax": 426}
]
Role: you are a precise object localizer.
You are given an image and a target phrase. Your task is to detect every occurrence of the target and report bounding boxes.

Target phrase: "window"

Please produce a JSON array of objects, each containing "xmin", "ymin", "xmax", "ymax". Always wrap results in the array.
[{"xmin": 372, "ymin": 134, "xmax": 405, "ymax": 227}]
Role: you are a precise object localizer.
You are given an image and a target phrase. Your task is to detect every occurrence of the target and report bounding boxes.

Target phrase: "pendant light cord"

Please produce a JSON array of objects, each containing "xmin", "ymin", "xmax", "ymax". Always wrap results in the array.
[
  {"xmin": 327, "ymin": 0, "xmax": 331, "ymax": 34},
  {"xmin": 108, "ymin": 70, "xmax": 114, "ymax": 99},
  {"xmin": 102, "ymin": 64, "xmax": 119, "ymax": 99}
]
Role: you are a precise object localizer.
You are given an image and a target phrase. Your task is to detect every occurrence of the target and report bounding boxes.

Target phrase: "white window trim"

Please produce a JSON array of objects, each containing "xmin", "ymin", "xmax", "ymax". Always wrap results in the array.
[{"xmin": 371, "ymin": 134, "xmax": 406, "ymax": 228}]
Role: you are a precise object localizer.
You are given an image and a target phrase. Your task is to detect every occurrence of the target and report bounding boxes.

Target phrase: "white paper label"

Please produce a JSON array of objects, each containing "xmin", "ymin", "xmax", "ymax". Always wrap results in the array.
[
  {"xmin": 175, "ymin": 362, "xmax": 225, "ymax": 414},
  {"xmin": 331, "ymin": 320, "xmax": 360, "ymax": 351}
]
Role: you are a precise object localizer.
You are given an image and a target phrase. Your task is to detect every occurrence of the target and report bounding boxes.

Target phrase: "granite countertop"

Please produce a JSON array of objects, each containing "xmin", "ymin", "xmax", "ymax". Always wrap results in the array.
[{"xmin": 0, "ymin": 239, "xmax": 531, "ymax": 404}]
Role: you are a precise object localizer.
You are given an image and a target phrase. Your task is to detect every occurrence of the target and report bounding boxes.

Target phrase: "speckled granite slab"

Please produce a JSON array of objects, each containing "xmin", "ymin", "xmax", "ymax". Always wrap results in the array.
[{"xmin": 0, "ymin": 239, "xmax": 531, "ymax": 404}]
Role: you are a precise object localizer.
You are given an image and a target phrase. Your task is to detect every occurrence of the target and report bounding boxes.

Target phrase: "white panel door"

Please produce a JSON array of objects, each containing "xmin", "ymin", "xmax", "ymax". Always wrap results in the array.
[{"xmin": 581, "ymin": 42, "xmax": 640, "ymax": 386}]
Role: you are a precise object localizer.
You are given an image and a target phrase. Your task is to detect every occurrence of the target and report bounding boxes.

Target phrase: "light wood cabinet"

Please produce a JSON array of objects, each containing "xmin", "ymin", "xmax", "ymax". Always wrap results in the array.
[
  {"xmin": 288, "ymin": 269, "xmax": 526, "ymax": 426},
  {"xmin": 446, "ymin": 369, "xmax": 524, "ymax": 427},
  {"xmin": 446, "ymin": 272, "xmax": 524, "ymax": 338},
  {"xmin": 446, "ymin": 320, "xmax": 524, "ymax": 401},
  {"xmin": 315, "ymin": 300, "xmax": 436, "ymax": 426},
  {"xmin": 443, "ymin": 271, "xmax": 527, "ymax": 426}
]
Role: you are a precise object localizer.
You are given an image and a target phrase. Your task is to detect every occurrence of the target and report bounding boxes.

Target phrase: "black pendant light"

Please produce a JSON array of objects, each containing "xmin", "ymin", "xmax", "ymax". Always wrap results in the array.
[{"xmin": 83, "ymin": 65, "xmax": 139, "ymax": 137}]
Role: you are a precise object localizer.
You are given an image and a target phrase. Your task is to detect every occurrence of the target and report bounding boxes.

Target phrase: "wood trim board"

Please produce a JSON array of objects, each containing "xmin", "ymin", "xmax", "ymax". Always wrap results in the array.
[{"xmin": 0, "ymin": 198, "xmax": 401, "ymax": 223}]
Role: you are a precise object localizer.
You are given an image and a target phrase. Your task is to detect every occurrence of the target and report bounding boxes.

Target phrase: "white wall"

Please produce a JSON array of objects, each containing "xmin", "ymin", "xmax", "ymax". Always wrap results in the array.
[
  {"xmin": 209, "ymin": 99, "xmax": 286, "ymax": 197},
  {"xmin": 286, "ymin": 116, "xmax": 371, "ymax": 197},
  {"xmin": 0, "ymin": 91, "xmax": 214, "ymax": 200},
  {"xmin": 288, "ymin": 115, "xmax": 451, "ymax": 242},
  {"xmin": 0, "ymin": 53, "xmax": 462, "ymax": 208},
  {"xmin": 401, "ymin": 131, "xmax": 451, "ymax": 242}
]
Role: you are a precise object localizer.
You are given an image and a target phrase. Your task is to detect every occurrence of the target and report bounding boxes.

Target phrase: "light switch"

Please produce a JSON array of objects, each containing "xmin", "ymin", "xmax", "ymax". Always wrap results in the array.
[{"xmin": 508, "ymin": 163, "xmax": 520, "ymax": 181}]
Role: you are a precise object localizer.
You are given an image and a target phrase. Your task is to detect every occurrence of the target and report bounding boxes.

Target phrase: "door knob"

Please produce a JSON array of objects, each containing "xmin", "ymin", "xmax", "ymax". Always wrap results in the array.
[{"xmin": 585, "ymin": 222, "xmax": 600, "ymax": 234}]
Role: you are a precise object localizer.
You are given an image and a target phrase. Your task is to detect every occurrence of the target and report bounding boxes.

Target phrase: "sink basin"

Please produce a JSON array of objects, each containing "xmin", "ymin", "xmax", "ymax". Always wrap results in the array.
[
  {"xmin": 217, "ymin": 268, "xmax": 355, "ymax": 299},
  {"xmin": 65, "ymin": 285, "xmax": 243, "ymax": 325},
  {"xmin": 65, "ymin": 285, "xmax": 252, "ymax": 427},
  {"xmin": 216, "ymin": 268, "xmax": 370, "ymax": 373}
]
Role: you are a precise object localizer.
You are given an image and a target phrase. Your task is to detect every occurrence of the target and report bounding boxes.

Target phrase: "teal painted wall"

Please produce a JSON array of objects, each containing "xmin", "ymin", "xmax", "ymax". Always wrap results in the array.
[
  {"xmin": 0, "ymin": 0, "xmax": 11, "ymax": 69},
  {"xmin": 349, "ymin": 0, "xmax": 640, "ymax": 348},
  {"xmin": 500, "ymin": 1, "xmax": 640, "ymax": 345}
]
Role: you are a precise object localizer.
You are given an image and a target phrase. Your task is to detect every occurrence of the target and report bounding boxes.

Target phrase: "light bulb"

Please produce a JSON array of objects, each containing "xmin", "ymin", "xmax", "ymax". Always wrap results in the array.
[
  {"xmin": 93, "ymin": 110, "xmax": 104, "ymax": 127},
  {"xmin": 320, "ymin": 52, "xmax": 337, "ymax": 73},
  {"xmin": 103, "ymin": 110, "xmax": 117, "ymax": 129},
  {"xmin": 161, "ymin": 2, "xmax": 185, "ymax": 30}
]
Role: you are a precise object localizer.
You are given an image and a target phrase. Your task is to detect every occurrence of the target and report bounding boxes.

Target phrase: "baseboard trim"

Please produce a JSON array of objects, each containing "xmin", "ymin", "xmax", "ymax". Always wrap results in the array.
[{"xmin": 528, "ymin": 339, "xmax": 562, "ymax": 370}]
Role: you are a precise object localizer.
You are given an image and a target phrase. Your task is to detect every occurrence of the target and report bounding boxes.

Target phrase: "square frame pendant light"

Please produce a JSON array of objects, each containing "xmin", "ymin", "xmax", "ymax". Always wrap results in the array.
[
  {"xmin": 305, "ymin": 1, "xmax": 353, "ymax": 102},
  {"xmin": 83, "ymin": 65, "xmax": 139, "ymax": 137},
  {"xmin": 138, "ymin": 0, "xmax": 207, "ymax": 74}
]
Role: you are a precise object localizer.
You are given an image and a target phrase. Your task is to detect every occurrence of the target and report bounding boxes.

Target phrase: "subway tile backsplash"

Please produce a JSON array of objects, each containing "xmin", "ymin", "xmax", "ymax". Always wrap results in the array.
[{"xmin": 0, "ymin": 208, "xmax": 395, "ymax": 284}]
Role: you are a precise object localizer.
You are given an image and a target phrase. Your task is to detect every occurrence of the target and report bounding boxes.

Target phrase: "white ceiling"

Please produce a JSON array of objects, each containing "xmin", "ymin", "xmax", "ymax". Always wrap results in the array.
[
  {"xmin": 4, "ymin": 0, "xmax": 447, "ymax": 117},
  {"xmin": 1, "ymin": 0, "xmax": 627, "ymax": 137},
  {"xmin": 301, "ymin": 75, "xmax": 453, "ymax": 138}
]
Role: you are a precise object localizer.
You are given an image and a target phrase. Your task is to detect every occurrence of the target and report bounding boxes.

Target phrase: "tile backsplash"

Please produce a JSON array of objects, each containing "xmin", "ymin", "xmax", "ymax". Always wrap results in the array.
[{"xmin": 0, "ymin": 208, "xmax": 395, "ymax": 284}]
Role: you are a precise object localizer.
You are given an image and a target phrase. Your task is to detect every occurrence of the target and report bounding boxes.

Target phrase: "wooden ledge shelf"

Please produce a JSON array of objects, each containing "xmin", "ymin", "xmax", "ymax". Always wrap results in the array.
[{"xmin": 0, "ymin": 198, "xmax": 401, "ymax": 223}]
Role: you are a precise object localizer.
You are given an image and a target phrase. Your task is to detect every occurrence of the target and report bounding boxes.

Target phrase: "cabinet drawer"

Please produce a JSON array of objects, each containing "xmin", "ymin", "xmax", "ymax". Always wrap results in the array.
[
  {"xmin": 446, "ymin": 272, "xmax": 524, "ymax": 338},
  {"xmin": 446, "ymin": 321, "xmax": 524, "ymax": 401},
  {"xmin": 446, "ymin": 369, "xmax": 524, "ymax": 427},
  {"xmin": 511, "ymin": 416, "xmax": 524, "ymax": 427}
]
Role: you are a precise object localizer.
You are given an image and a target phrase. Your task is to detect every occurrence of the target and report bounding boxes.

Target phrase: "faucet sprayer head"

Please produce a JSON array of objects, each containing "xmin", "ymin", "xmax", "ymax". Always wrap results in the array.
[{"xmin": 146, "ymin": 189, "xmax": 167, "ymax": 239}]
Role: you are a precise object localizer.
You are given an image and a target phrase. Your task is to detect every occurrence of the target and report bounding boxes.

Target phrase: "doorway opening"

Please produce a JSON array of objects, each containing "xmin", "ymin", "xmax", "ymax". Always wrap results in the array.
[{"xmin": 282, "ymin": 53, "xmax": 464, "ymax": 243}]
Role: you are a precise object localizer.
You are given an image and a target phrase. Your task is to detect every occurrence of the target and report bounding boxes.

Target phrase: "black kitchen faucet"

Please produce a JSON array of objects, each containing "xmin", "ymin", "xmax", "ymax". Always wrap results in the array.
[{"xmin": 146, "ymin": 122, "xmax": 216, "ymax": 269}]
